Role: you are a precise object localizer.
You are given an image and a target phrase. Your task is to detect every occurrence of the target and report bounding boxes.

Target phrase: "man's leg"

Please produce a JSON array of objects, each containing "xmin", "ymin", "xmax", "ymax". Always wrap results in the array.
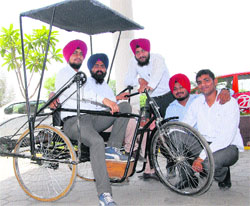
[
  {"xmin": 64, "ymin": 115, "xmax": 113, "ymax": 196},
  {"xmin": 152, "ymin": 91, "xmax": 175, "ymax": 118},
  {"xmin": 107, "ymin": 102, "xmax": 132, "ymax": 148},
  {"xmin": 213, "ymin": 145, "xmax": 239, "ymax": 186},
  {"xmin": 123, "ymin": 118, "xmax": 138, "ymax": 153}
]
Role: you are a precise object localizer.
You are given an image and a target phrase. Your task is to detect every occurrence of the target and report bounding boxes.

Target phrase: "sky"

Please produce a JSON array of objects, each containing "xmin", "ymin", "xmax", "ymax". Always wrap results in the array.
[{"xmin": 0, "ymin": 0, "xmax": 250, "ymax": 99}]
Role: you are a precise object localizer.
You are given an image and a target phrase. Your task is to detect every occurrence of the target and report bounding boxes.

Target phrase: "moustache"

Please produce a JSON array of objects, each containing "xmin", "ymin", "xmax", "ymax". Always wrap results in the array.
[{"xmin": 176, "ymin": 92, "xmax": 184, "ymax": 96}]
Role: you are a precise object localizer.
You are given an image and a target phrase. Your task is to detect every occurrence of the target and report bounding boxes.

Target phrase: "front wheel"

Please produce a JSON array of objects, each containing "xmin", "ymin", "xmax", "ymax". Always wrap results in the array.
[
  {"xmin": 150, "ymin": 121, "xmax": 214, "ymax": 195},
  {"xmin": 13, "ymin": 125, "xmax": 77, "ymax": 201}
]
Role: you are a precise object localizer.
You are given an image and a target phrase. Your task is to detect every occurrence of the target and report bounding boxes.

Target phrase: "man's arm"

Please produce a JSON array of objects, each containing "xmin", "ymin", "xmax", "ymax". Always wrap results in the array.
[
  {"xmin": 147, "ymin": 55, "xmax": 170, "ymax": 90},
  {"xmin": 138, "ymin": 78, "xmax": 152, "ymax": 93},
  {"xmin": 116, "ymin": 92, "xmax": 130, "ymax": 101},
  {"xmin": 124, "ymin": 59, "xmax": 139, "ymax": 87},
  {"xmin": 216, "ymin": 89, "xmax": 231, "ymax": 104},
  {"xmin": 102, "ymin": 98, "xmax": 119, "ymax": 114},
  {"xmin": 48, "ymin": 92, "xmax": 60, "ymax": 109}
]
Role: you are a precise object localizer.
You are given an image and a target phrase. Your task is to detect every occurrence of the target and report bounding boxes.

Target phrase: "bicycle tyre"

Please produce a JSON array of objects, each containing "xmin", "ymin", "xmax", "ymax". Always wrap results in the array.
[
  {"xmin": 69, "ymin": 160, "xmax": 95, "ymax": 181},
  {"xmin": 13, "ymin": 124, "xmax": 77, "ymax": 201},
  {"xmin": 150, "ymin": 121, "xmax": 214, "ymax": 196}
]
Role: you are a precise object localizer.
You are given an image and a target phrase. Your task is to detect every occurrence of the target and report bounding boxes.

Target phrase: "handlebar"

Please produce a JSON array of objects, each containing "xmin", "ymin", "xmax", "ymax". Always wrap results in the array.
[{"xmin": 124, "ymin": 92, "xmax": 140, "ymax": 98}]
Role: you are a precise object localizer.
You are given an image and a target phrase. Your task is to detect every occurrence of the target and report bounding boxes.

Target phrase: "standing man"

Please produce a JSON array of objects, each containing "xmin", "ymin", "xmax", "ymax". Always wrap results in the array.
[
  {"xmin": 55, "ymin": 40, "xmax": 131, "ymax": 206},
  {"xmin": 182, "ymin": 69, "xmax": 244, "ymax": 190},
  {"xmin": 124, "ymin": 38, "xmax": 174, "ymax": 117}
]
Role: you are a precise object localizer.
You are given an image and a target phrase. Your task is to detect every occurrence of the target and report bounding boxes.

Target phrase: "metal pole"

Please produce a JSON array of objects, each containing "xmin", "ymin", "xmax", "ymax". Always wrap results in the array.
[
  {"xmin": 34, "ymin": 7, "xmax": 56, "ymax": 120},
  {"xmin": 107, "ymin": 31, "xmax": 121, "ymax": 84}
]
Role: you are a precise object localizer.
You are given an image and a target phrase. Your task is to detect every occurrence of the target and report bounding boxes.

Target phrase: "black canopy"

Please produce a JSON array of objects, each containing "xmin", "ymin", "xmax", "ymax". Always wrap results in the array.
[{"xmin": 21, "ymin": 0, "xmax": 143, "ymax": 35}]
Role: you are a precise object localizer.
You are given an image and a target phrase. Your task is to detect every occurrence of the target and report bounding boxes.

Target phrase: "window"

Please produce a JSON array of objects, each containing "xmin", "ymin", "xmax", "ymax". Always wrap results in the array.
[
  {"xmin": 238, "ymin": 74, "xmax": 250, "ymax": 93},
  {"xmin": 217, "ymin": 76, "xmax": 233, "ymax": 90}
]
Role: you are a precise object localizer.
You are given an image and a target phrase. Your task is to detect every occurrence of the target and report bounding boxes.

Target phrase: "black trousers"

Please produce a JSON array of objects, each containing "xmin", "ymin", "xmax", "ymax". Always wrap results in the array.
[{"xmin": 152, "ymin": 91, "xmax": 175, "ymax": 118}]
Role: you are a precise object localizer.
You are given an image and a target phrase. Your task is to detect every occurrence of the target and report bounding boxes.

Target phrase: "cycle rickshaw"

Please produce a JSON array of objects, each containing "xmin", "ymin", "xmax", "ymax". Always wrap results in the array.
[{"xmin": 0, "ymin": 0, "xmax": 214, "ymax": 202}]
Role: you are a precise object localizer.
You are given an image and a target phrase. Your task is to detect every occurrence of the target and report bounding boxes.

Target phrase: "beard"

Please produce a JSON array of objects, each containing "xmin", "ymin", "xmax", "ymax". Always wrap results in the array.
[
  {"xmin": 69, "ymin": 62, "xmax": 82, "ymax": 70},
  {"xmin": 91, "ymin": 70, "xmax": 106, "ymax": 84},
  {"xmin": 175, "ymin": 93, "xmax": 189, "ymax": 101},
  {"xmin": 136, "ymin": 54, "xmax": 150, "ymax": 67}
]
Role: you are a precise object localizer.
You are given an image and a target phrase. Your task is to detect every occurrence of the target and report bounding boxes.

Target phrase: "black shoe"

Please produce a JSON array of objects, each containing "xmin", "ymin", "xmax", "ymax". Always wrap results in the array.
[
  {"xmin": 139, "ymin": 173, "xmax": 159, "ymax": 181},
  {"xmin": 166, "ymin": 162, "xmax": 176, "ymax": 178},
  {"xmin": 218, "ymin": 168, "xmax": 231, "ymax": 190},
  {"xmin": 175, "ymin": 176, "xmax": 199, "ymax": 189}
]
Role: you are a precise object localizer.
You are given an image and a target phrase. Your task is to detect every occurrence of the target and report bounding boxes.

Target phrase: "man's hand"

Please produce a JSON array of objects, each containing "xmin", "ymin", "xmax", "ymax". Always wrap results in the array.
[
  {"xmin": 103, "ymin": 98, "xmax": 119, "ymax": 114},
  {"xmin": 138, "ymin": 78, "xmax": 153, "ymax": 93},
  {"xmin": 192, "ymin": 157, "xmax": 204, "ymax": 173},
  {"xmin": 116, "ymin": 92, "xmax": 130, "ymax": 101},
  {"xmin": 48, "ymin": 92, "xmax": 60, "ymax": 109},
  {"xmin": 217, "ymin": 89, "xmax": 231, "ymax": 104}
]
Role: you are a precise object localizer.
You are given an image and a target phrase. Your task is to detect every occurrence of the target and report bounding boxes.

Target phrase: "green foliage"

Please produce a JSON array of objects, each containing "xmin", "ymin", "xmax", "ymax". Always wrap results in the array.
[
  {"xmin": 44, "ymin": 74, "xmax": 56, "ymax": 97},
  {"xmin": 0, "ymin": 24, "xmax": 63, "ymax": 99},
  {"xmin": 108, "ymin": 79, "xmax": 116, "ymax": 95}
]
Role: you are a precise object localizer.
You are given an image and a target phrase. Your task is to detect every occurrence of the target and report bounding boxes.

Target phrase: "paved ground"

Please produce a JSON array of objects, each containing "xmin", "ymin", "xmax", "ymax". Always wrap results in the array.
[{"xmin": 0, "ymin": 150, "xmax": 249, "ymax": 206}]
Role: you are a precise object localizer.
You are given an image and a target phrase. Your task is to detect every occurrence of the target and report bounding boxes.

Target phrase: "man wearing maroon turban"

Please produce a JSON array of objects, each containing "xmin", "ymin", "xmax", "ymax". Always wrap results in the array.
[
  {"xmin": 125, "ymin": 38, "xmax": 175, "ymax": 118},
  {"xmin": 53, "ymin": 40, "xmax": 131, "ymax": 205}
]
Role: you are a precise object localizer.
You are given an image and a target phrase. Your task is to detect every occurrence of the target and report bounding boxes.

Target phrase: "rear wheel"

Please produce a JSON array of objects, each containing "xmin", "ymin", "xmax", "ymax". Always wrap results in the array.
[
  {"xmin": 13, "ymin": 125, "xmax": 77, "ymax": 201},
  {"xmin": 150, "ymin": 121, "xmax": 214, "ymax": 195}
]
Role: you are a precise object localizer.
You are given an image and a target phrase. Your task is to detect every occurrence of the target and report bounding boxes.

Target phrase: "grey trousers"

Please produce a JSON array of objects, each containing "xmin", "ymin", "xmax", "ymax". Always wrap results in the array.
[
  {"xmin": 63, "ymin": 102, "xmax": 131, "ymax": 196},
  {"xmin": 212, "ymin": 145, "xmax": 239, "ymax": 182}
]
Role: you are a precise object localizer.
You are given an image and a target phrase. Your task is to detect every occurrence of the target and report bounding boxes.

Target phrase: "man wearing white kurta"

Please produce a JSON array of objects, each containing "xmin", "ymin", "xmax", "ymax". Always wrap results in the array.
[
  {"xmin": 55, "ymin": 41, "xmax": 130, "ymax": 206},
  {"xmin": 124, "ymin": 38, "xmax": 174, "ymax": 118}
]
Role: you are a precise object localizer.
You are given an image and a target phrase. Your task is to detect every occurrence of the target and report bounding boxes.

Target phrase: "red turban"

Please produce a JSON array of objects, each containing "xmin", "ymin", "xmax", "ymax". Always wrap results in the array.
[
  {"xmin": 130, "ymin": 38, "xmax": 150, "ymax": 55},
  {"xmin": 169, "ymin": 73, "xmax": 191, "ymax": 93},
  {"xmin": 63, "ymin": 40, "xmax": 87, "ymax": 62}
]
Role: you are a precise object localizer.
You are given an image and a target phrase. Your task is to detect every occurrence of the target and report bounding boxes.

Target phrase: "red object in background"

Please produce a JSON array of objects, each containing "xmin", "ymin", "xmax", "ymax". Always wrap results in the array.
[
  {"xmin": 233, "ymin": 92, "xmax": 250, "ymax": 114},
  {"xmin": 217, "ymin": 72, "xmax": 250, "ymax": 114}
]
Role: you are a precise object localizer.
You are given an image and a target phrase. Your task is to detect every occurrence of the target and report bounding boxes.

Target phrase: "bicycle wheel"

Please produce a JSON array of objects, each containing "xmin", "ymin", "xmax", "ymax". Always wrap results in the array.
[
  {"xmin": 76, "ymin": 161, "xmax": 95, "ymax": 181},
  {"xmin": 150, "ymin": 121, "xmax": 214, "ymax": 196},
  {"xmin": 13, "ymin": 124, "xmax": 77, "ymax": 201}
]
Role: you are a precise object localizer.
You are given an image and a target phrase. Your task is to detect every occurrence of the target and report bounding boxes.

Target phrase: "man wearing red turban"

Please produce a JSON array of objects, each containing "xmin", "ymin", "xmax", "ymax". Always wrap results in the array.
[
  {"xmin": 165, "ymin": 72, "xmax": 235, "ymax": 190},
  {"xmin": 125, "ymin": 38, "xmax": 175, "ymax": 118}
]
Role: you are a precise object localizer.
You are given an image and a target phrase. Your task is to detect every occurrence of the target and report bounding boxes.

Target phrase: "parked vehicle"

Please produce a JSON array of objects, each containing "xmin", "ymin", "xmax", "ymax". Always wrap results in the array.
[
  {"xmin": 0, "ymin": 100, "xmax": 48, "ymax": 123},
  {"xmin": 216, "ymin": 72, "xmax": 250, "ymax": 114}
]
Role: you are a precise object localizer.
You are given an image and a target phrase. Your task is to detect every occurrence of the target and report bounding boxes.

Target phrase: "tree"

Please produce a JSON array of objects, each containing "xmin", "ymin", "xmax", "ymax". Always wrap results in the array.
[
  {"xmin": 44, "ymin": 74, "xmax": 56, "ymax": 98},
  {"xmin": 0, "ymin": 24, "xmax": 63, "ymax": 100},
  {"xmin": 108, "ymin": 79, "xmax": 116, "ymax": 95}
]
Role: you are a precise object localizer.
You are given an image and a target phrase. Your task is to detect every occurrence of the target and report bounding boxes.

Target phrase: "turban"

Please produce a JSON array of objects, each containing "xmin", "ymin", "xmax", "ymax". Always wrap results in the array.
[
  {"xmin": 63, "ymin": 39, "xmax": 87, "ymax": 62},
  {"xmin": 87, "ymin": 53, "xmax": 109, "ymax": 71},
  {"xmin": 169, "ymin": 73, "xmax": 191, "ymax": 93},
  {"xmin": 130, "ymin": 38, "xmax": 150, "ymax": 55}
]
